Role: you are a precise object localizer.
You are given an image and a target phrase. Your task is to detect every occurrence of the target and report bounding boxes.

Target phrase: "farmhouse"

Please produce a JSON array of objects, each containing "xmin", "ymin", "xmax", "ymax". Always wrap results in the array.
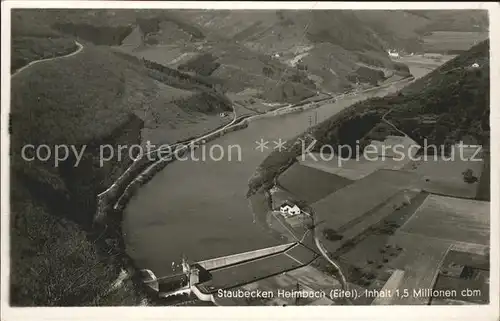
[
  {"xmin": 387, "ymin": 50, "xmax": 400, "ymax": 59},
  {"xmin": 279, "ymin": 202, "xmax": 301, "ymax": 216},
  {"xmin": 471, "ymin": 62, "xmax": 480, "ymax": 68}
]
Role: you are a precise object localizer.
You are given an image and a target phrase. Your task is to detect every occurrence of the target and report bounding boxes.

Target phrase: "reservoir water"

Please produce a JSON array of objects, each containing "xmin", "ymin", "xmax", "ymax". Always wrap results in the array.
[{"xmin": 123, "ymin": 64, "xmax": 432, "ymax": 277}]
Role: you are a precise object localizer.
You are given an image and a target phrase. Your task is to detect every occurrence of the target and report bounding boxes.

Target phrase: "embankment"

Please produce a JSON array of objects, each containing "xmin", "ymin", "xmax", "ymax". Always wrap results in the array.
[{"xmin": 98, "ymin": 92, "xmax": 339, "ymax": 217}]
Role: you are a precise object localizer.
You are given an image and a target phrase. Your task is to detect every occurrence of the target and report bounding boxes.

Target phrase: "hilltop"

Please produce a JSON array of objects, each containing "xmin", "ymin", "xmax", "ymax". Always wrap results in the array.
[
  {"xmin": 16, "ymin": 9, "xmax": 402, "ymax": 101},
  {"xmin": 354, "ymin": 10, "xmax": 488, "ymax": 53},
  {"xmin": 13, "ymin": 9, "xmax": 488, "ymax": 106},
  {"xmin": 136, "ymin": 10, "xmax": 405, "ymax": 97},
  {"xmin": 386, "ymin": 40, "xmax": 489, "ymax": 146}
]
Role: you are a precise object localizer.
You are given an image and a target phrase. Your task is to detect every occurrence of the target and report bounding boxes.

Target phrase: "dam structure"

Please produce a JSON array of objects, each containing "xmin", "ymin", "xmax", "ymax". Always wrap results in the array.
[{"xmin": 140, "ymin": 242, "xmax": 319, "ymax": 305}]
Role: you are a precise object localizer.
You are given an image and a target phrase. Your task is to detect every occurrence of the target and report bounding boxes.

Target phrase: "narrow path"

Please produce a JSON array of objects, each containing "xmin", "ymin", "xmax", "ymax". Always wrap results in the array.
[
  {"xmin": 12, "ymin": 40, "xmax": 84, "ymax": 77},
  {"xmin": 313, "ymin": 235, "xmax": 352, "ymax": 304},
  {"xmin": 301, "ymin": 209, "xmax": 352, "ymax": 305},
  {"xmin": 381, "ymin": 95, "xmax": 411, "ymax": 138}
]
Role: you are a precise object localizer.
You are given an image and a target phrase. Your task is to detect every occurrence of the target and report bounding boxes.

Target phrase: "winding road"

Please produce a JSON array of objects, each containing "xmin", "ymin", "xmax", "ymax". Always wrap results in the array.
[
  {"xmin": 12, "ymin": 40, "xmax": 83, "ymax": 78},
  {"xmin": 286, "ymin": 206, "xmax": 352, "ymax": 305},
  {"xmin": 382, "ymin": 109, "xmax": 409, "ymax": 138},
  {"xmin": 313, "ymin": 232, "xmax": 352, "ymax": 304}
]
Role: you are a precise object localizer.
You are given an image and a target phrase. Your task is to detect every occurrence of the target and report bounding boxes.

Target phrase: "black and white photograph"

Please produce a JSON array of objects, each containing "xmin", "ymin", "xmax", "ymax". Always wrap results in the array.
[{"xmin": 1, "ymin": 1, "xmax": 498, "ymax": 319}]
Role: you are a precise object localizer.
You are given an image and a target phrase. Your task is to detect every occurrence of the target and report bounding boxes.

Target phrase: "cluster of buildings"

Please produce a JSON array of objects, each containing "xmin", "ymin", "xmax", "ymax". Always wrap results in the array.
[{"xmin": 278, "ymin": 201, "xmax": 302, "ymax": 217}]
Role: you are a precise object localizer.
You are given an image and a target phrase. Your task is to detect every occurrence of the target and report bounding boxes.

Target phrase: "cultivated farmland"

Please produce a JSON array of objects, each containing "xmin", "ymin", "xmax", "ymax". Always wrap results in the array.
[
  {"xmin": 278, "ymin": 163, "xmax": 353, "ymax": 203},
  {"xmin": 387, "ymin": 233, "xmax": 452, "ymax": 304},
  {"xmin": 298, "ymin": 153, "xmax": 409, "ymax": 181},
  {"xmin": 400, "ymin": 194, "xmax": 490, "ymax": 245},
  {"xmin": 405, "ymin": 156, "xmax": 484, "ymax": 199},
  {"xmin": 312, "ymin": 169, "xmax": 421, "ymax": 232},
  {"xmin": 329, "ymin": 188, "xmax": 422, "ymax": 252}
]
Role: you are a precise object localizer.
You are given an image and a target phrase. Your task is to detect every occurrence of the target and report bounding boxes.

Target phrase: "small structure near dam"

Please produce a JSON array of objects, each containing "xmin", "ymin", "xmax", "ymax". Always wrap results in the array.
[{"xmin": 140, "ymin": 242, "xmax": 319, "ymax": 305}]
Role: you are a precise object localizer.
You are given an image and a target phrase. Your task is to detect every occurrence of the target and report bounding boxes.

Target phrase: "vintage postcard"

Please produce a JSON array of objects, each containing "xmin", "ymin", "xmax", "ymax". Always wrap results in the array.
[{"xmin": 1, "ymin": 1, "xmax": 498, "ymax": 320}]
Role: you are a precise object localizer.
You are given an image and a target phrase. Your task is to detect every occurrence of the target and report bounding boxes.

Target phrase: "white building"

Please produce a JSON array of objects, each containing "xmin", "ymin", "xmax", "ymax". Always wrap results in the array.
[
  {"xmin": 279, "ymin": 202, "xmax": 301, "ymax": 216},
  {"xmin": 471, "ymin": 62, "xmax": 480, "ymax": 68},
  {"xmin": 388, "ymin": 51, "xmax": 400, "ymax": 59}
]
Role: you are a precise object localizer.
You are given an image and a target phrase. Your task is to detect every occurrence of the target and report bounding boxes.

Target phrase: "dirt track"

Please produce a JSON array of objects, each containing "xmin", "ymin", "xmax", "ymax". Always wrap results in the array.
[{"xmin": 12, "ymin": 41, "xmax": 83, "ymax": 78}]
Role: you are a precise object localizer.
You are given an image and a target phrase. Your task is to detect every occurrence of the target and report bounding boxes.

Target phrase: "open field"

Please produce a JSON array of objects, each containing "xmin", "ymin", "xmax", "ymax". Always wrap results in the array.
[
  {"xmin": 278, "ymin": 163, "xmax": 352, "ymax": 203},
  {"xmin": 430, "ymin": 249, "xmax": 489, "ymax": 304},
  {"xmin": 450, "ymin": 242, "xmax": 489, "ymax": 256},
  {"xmin": 312, "ymin": 170, "xmax": 421, "ymax": 232},
  {"xmin": 332, "ymin": 188, "xmax": 485, "ymax": 305},
  {"xmin": 404, "ymin": 156, "xmax": 484, "ymax": 199},
  {"xmin": 336, "ymin": 189, "xmax": 421, "ymax": 244},
  {"xmin": 298, "ymin": 153, "xmax": 408, "ymax": 181},
  {"xmin": 338, "ymin": 191, "xmax": 429, "ymax": 264},
  {"xmin": 298, "ymin": 135, "xmax": 419, "ymax": 180},
  {"xmin": 422, "ymin": 31, "xmax": 488, "ymax": 53},
  {"xmin": 340, "ymin": 234, "xmax": 401, "ymax": 271},
  {"xmin": 368, "ymin": 135, "xmax": 419, "ymax": 158},
  {"xmin": 400, "ymin": 194, "xmax": 490, "ymax": 245},
  {"xmin": 386, "ymin": 233, "xmax": 451, "ymax": 304},
  {"xmin": 267, "ymin": 211, "xmax": 307, "ymax": 244},
  {"xmin": 141, "ymin": 112, "xmax": 231, "ymax": 146},
  {"xmin": 338, "ymin": 192, "xmax": 490, "ymax": 305},
  {"xmin": 339, "ymin": 231, "xmax": 452, "ymax": 304}
]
